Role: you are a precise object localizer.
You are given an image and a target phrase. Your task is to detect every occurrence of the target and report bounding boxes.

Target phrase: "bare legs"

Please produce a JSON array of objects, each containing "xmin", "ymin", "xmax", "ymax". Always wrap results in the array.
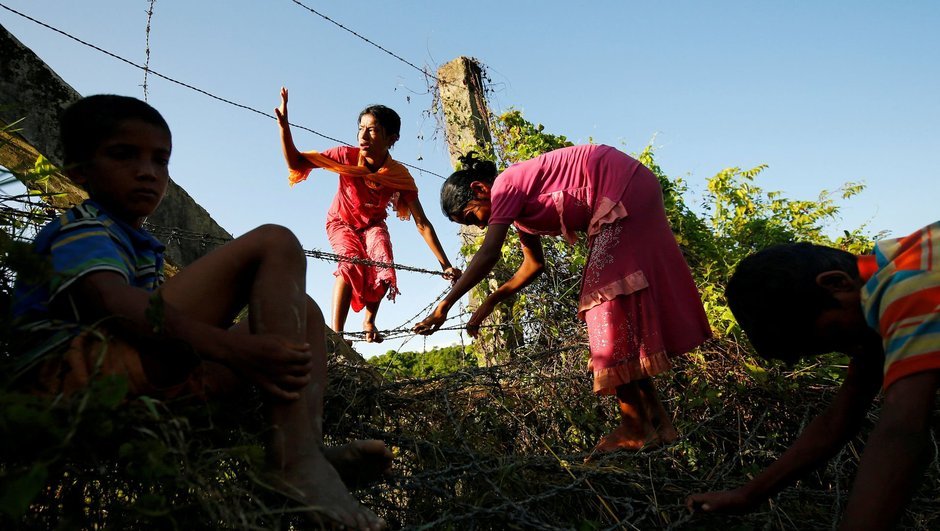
[
  {"xmin": 332, "ymin": 276, "xmax": 353, "ymax": 345},
  {"xmin": 588, "ymin": 378, "xmax": 678, "ymax": 459},
  {"xmin": 332, "ymin": 275, "xmax": 385, "ymax": 344},
  {"xmin": 159, "ymin": 224, "xmax": 385, "ymax": 529},
  {"xmin": 363, "ymin": 298, "xmax": 384, "ymax": 343}
]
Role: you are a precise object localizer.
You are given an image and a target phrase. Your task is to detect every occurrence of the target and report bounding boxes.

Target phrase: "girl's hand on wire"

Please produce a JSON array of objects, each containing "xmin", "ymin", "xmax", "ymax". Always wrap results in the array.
[
  {"xmin": 442, "ymin": 266, "xmax": 462, "ymax": 283},
  {"xmin": 274, "ymin": 86, "xmax": 289, "ymax": 127},
  {"xmin": 413, "ymin": 304, "xmax": 448, "ymax": 335},
  {"xmin": 466, "ymin": 301, "xmax": 494, "ymax": 338}
]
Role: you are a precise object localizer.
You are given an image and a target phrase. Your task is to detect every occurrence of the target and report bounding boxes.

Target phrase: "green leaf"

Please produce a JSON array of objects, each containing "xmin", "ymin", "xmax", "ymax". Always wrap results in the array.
[{"xmin": 0, "ymin": 464, "xmax": 48, "ymax": 518}]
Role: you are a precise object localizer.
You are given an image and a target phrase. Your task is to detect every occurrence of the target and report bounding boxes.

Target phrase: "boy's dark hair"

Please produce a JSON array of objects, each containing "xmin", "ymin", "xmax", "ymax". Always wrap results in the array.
[
  {"xmin": 726, "ymin": 242, "xmax": 858, "ymax": 363},
  {"xmin": 61, "ymin": 94, "xmax": 171, "ymax": 168},
  {"xmin": 440, "ymin": 152, "xmax": 498, "ymax": 220},
  {"xmin": 358, "ymin": 104, "xmax": 401, "ymax": 140}
]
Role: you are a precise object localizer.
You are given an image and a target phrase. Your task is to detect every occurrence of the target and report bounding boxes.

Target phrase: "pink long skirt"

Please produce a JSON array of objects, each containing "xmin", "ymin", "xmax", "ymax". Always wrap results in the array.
[
  {"xmin": 579, "ymin": 164, "xmax": 711, "ymax": 395},
  {"xmin": 326, "ymin": 219, "xmax": 399, "ymax": 313}
]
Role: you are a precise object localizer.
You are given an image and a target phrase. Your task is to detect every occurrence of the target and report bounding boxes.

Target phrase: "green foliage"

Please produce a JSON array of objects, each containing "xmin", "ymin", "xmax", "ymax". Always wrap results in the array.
[
  {"xmin": 491, "ymin": 108, "xmax": 574, "ymax": 166},
  {"xmin": 0, "ymin": 134, "xmax": 60, "ymax": 365},
  {"xmin": 369, "ymin": 344, "xmax": 476, "ymax": 379},
  {"xmin": 696, "ymin": 165, "xmax": 872, "ymax": 336}
]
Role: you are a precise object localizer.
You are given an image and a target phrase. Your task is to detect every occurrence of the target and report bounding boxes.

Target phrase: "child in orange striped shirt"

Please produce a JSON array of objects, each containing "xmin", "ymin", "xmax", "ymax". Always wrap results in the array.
[{"xmin": 687, "ymin": 221, "xmax": 940, "ymax": 530}]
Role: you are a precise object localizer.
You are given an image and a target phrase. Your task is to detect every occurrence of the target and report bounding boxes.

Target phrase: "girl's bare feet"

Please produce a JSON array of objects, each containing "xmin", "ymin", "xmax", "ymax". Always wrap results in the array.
[
  {"xmin": 363, "ymin": 321, "xmax": 384, "ymax": 343},
  {"xmin": 325, "ymin": 439, "xmax": 394, "ymax": 489}
]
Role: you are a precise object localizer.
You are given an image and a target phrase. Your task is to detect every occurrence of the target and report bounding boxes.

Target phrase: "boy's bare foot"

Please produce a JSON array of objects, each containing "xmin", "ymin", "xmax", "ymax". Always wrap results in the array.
[
  {"xmin": 363, "ymin": 322, "xmax": 384, "ymax": 343},
  {"xmin": 325, "ymin": 439, "xmax": 394, "ymax": 490},
  {"xmin": 270, "ymin": 450, "xmax": 386, "ymax": 530}
]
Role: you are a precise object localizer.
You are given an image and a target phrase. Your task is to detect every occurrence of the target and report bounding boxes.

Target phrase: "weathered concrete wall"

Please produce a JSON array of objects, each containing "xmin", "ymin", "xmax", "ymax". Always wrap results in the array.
[{"xmin": 0, "ymin": 23, "xmax": 232, "ymax": 267}]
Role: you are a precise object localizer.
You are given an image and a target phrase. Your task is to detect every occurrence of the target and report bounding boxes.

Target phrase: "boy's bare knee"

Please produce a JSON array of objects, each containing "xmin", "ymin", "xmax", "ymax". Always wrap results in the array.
[
  {"xmin": 242, "ymin": 224, "xmax": 304, "ymax": 266},
  {"xmin": 253, "ymin": 224, "xmax": 302, "ymax": 250}
]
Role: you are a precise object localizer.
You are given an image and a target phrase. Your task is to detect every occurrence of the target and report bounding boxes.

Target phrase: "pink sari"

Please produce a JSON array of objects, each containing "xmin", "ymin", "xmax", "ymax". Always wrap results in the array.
[
  {"xmin": 491, "ymin": 145, "xmax": 711, "ymax": 395},
  {"xmin": 580, "ymin": 163, "xmax": 711, "ymax": 394}
]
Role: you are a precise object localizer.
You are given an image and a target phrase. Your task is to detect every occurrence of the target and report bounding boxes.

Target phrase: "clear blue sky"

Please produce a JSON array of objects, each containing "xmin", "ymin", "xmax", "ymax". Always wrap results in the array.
[{"xmin": 2, "ymin": 1, "xmax": 938, "ymax": 358}]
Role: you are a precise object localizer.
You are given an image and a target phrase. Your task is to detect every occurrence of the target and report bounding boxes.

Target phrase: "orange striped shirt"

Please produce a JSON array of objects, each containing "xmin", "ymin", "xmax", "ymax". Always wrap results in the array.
[{"xmin": 858, "ymin": 221, "xmax": 940, "ymax": 390}]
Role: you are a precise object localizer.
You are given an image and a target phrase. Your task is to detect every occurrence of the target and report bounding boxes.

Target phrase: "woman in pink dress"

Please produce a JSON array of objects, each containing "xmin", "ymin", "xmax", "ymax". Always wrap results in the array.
[
  {"xmin": 414, "ymin": 145, "xmax": 711, "ymax": 456},
  {"xmin": 277, "ymin": 88, "xmax": 460, "ymax": 343}
]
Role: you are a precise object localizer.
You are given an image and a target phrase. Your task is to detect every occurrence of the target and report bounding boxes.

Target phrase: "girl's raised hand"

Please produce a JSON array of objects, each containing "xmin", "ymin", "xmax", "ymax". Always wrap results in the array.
[{"xmin": 274, "ymin": 87, "xmax": 290, "ymax": 127}]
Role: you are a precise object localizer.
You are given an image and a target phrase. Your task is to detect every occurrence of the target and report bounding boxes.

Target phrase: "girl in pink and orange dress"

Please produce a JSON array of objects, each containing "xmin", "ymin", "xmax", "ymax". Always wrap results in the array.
[
  {"xmin": 414, "ymin": 145, "xmax": 711, "ymax": 456},
  {"xmin": 276, "ymin": 88, "xmax": 460, "ymax": 343}
]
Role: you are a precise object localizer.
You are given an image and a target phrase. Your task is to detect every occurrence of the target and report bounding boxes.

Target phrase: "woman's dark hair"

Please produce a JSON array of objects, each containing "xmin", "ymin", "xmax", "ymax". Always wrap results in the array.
[
  {"xmin": 358, "ymin": 104, "xmax": 401, "ymax": 141},
  {"xmin": 61, "ymin": 94, "xmax": 171, "ymax": 167},
  {"xmin": 440, "ymin": 152, "xmax": 498, "ymax": 220},
  {"xmin": 725, "ymin": 242, "xmax": 858, "ymax": 363}
]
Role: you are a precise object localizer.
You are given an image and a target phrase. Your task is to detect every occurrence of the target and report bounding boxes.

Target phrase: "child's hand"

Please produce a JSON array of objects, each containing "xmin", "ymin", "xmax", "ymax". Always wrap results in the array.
[
  {"xmin": 442, "ymin": 266, "xmax": 462, "ymax": 283},
  {"xmin": 413, "ymin": 306, "xmax": 448, "ymax": 335},
  {"xmin": 225, "ymin": 333, "xmax": 313, "ymax": 400},
  {"xmin": 685, "ymin": 488, "xmax": 756, "ymax": 514},
  {"xmin": 466, "ymin": 302, "xmax": 494, "ymax": 338},
  {"xmin": 274, "ymin": 87, "xmax": 290, "ymax": 127}
]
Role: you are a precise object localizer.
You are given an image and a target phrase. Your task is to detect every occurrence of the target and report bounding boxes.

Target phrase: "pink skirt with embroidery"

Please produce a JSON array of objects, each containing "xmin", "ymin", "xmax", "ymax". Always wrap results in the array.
[
  {"xmin": 579, "ymin": 164, "xmax": 711, "ymax": 395},
  {"xmin": 326, "ymin": 218, "xmax": 399, "ymax": 313}
]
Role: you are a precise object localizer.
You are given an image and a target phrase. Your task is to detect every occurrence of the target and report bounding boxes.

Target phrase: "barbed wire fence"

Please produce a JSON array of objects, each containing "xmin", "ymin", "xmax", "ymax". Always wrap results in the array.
[
  {"xmin": 9, "ymin": 191, "xmax": 940, "ymax": 529},
  {"xmin": 5, "ymin": 5, "xmax": 940, "ymax": 529},
  {"xmin": 0, "ymin": 1, "xmax": 446, "ymax": 180},
  {"xmin": 1, "ymin": 193, "xmax": 565, "ymax": 353}
]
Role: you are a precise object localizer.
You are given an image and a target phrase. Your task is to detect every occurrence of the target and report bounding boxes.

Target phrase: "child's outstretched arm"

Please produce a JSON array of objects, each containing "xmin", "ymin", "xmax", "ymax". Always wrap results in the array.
[
  {"xmin": 275, "ymin": 87, "xmax": 315, "ymax": 173},
  {"xmin": 685, "ymin": 353, "xmax": 882, "ymax": 513},
  {"xmin": 406, "ymin": 197, "xmax": 461, "ymax": 281},
  {"xmin": 466, "ymin": 231, "xmax": 544, "ymax": 338},
  {"xmin": 839, "ymin": 370, "xmax": 940, "ymax": 530},
  {"xmin": 62, "ymin": 270, "xmax": 313, "ymax": 400}
]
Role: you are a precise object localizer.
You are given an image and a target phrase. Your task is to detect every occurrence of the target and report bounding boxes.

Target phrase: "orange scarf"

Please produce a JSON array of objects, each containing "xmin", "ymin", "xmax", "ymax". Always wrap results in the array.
[{"xmin": 288, "ymin": 150, "xmax": 418, "ymax": 219}]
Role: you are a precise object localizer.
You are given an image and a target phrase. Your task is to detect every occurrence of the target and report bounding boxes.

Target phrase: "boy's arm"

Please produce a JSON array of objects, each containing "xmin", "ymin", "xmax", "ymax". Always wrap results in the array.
[
  {"xmin": 406, "ymin": 196, "xmax": 461, "ymax": 280},
  {"xmin": 62, "ymin": 271, "xmax": 313, "ymax": 400},
  {"xmin": 839, "ymin": 370, "xmax": 940, "ymax": 530},
  {"xmin": 686, "ymin": 353, "xmax": 882, "ymax": 513}
]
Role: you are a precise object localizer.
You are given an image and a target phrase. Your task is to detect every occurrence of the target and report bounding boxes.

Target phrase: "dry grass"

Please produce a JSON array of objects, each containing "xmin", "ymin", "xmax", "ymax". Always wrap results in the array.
[{"xmin": 3, "ymin": 337, "xmax": 940, "ymax": 530}]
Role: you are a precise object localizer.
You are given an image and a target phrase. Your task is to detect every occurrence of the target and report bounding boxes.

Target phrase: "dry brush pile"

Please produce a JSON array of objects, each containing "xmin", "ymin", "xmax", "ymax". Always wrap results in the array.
[{"xmin": 4, "ymin": 331, "xmax": 940, "ymax": 529}]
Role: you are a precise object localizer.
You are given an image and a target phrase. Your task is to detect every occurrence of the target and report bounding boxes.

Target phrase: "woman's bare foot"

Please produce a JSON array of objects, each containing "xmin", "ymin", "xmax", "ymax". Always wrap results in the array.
[
  {"xmin": 584, "ymin": 425, "xmax": 663, "ymax": 463},
  {"xmin": 324, "ymin": 439, "xmax": 394, "ymax": 490},
  {"xmin": 363, "ymin": 321, "xmax": 384, "ymax": 343},
  {"xmin": 270, "ymin": 450, "xmax": 386, "ymax": 530}
]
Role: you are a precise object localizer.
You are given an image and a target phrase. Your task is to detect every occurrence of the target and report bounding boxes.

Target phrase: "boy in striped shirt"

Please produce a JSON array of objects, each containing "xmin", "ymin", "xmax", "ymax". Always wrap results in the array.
[
  {"xmin": 687, "ymin": 222, "xmax": 940, "ymax": 529},
  {"xmin": 11, "ymin": 95, "xmax": 387, "ymax": 530}
]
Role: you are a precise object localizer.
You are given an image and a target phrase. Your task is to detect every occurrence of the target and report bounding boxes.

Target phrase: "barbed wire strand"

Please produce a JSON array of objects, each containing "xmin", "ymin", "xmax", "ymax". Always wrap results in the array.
[
  {"xmin": 0, "ymin": 196, "xmax": 449, "ymax": 278},
  {"xmin": 0, "ymin": 2, "xmax": 445, "ymax": 179},
  {"xmin": 141, "ymin": 0, "xmax": 156, "ymax": 101},
  {"xmin": 288, "ymin": 0, "xmax": 440, "ymax": 84}
]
